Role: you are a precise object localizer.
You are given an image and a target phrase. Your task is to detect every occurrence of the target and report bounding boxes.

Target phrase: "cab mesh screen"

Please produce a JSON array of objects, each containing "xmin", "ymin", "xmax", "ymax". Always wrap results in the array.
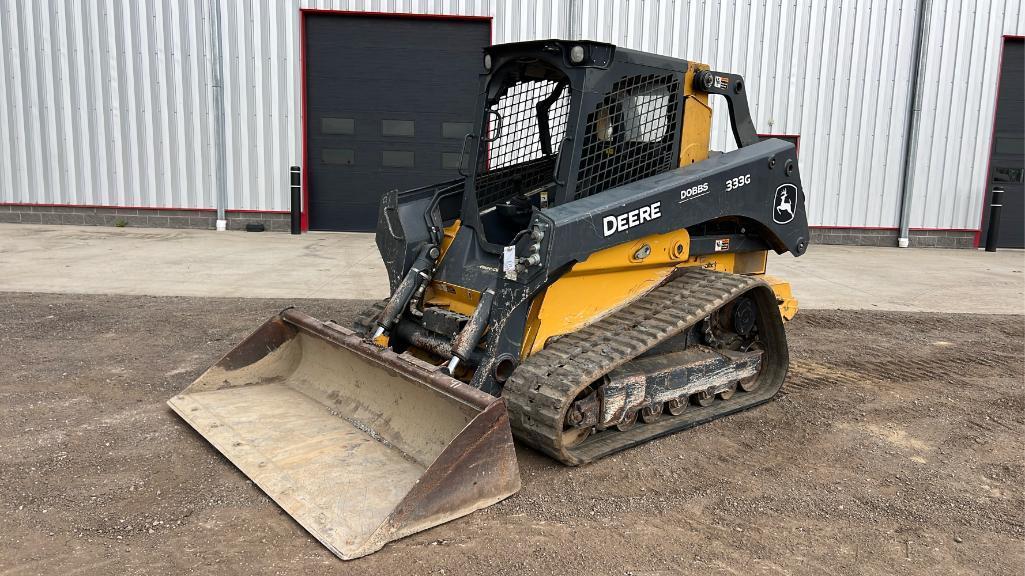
[
  {"xmin": 474, "ymin": 79, "xmax": 571, "ymax": 210},
  {"xmin": 575, "ymin": 74, "xmax": 681, "ymax": 200}
]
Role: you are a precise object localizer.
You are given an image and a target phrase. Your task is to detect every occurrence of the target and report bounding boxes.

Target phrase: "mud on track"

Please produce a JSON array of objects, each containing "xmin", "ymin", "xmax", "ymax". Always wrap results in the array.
[{"xmin": 0, "ymin": 293, "xmax": 1022, "ymax": 575}]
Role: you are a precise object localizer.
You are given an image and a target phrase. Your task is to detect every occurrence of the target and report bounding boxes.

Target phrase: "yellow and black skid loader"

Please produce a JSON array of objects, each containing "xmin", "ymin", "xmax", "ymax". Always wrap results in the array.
[{"xmin": 169, "ymin": 39, "xmax": 808, "ymax": 559}]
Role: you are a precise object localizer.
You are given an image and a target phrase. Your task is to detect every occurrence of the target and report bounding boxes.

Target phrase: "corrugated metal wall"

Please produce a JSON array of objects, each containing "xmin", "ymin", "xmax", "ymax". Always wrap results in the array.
[
  {"xmin": 577, "ymin": 0, "xmax": 1024, "ymax": 229},
  {"xmin": 908, "ymin": 0, "xmax": 1024, "ymax": 229},
  {"xmin": 577, "ymin": 0, "xmax": 917, "ymax": 227},
  {"xmin": 1, "ymin": 0, "xmax": 1022, "ymax": 228},
  {"xmin": 0, "ymin": 0, "xmax": 220, "ymax": 208}
]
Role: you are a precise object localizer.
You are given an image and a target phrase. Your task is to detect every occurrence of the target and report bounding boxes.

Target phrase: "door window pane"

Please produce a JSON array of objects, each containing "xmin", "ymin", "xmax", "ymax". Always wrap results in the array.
[
  {"xmin": 994, "ymin": 167, "xmax": 1024, "ymax": 183},
  {"xmin": 442, "ymin": 152, "xmax": 463, "ymax": 170},
  {"xmin": 442, "ymin": 122, "xmax": 473, "ymax": 139},
  {"xmin": 322, "ymin": 149, "xmax": 355, "ymax": 165},
  {"xmin": 382, "ymin": 119, "xmax": 415, "ymax": 137},
  {"xmin": 321, "ymin": 118, "xmax": 354, "ymax": 135},
  {"xmin": 382, "ymin": 150, "xmax": 414, "ymax": 168}
]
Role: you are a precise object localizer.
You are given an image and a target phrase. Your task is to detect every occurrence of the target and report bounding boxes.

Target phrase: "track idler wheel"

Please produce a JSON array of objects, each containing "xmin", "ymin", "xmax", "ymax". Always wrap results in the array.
[
  {"xmin": 719, "ymin": 382, "xmax": 738, "ymax": 400},
  {"xmin": 640, "ymin": 402, "xmax": 664, "ymax": 423},
  {"xmin": 693, "ymin": 390, "xmax": 716, "ymax": 407},
  {"xmin": 666, "ymin": 397, "xmax": 688, "ymax": 416},
  {"xmin": 616, "ymin": 410, "xmax": 639, "ymax": 431}
]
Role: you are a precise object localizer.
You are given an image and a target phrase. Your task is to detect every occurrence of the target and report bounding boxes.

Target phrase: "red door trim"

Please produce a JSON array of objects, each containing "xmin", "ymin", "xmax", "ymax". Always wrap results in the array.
[{"xmin": 299, "ymin": 9, "xmax": 494, "ymax": 232}]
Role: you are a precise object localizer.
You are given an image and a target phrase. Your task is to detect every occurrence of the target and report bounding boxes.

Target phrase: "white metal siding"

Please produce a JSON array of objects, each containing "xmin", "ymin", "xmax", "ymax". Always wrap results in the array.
[
  {"xmin": 909, "ymin": 0, "xmax": 1024, "ymax": 230},
  {"xmin": 0, "ymin": 0, "xmax": 506, "ymax": 211},
  {"xmin": 575, "ymin": 0, "xmax": 1023, "ymax": 229},
  {"xmin": 1, "ymin": 0, "xmax": 1022, "ymax": 228},
  {"xmin": 0, "ymin": 0, "xmax": 220, "ymax": 209}
]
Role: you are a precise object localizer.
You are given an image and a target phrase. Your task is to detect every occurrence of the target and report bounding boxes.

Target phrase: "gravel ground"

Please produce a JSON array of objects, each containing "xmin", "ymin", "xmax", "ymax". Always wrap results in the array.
[{"xmin": 0, "ymin": 293, "xmax": 1022, "ymax": 575}]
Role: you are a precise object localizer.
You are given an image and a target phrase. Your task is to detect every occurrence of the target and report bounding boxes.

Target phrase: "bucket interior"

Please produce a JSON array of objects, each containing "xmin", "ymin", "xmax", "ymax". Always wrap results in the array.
[{"xmin": 168, "ymin": 317, "xmax": 488, "ymax": 557}]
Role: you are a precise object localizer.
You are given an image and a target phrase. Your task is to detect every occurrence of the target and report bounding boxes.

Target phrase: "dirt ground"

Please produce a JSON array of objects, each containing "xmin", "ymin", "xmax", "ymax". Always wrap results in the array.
[{"xmin": 0, "ymin": 293, "xmax": 1022, "ymax": 576}]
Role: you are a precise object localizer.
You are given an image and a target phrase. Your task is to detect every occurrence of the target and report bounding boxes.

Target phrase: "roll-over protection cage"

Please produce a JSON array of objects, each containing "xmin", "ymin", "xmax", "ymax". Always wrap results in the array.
[
  {"xmin": 461, "ymin": 40, "xmax": 690, "ymax": 248},
  {"xmin": 376, "ymin": 39, "xmax": 806, "ymax": 296}
]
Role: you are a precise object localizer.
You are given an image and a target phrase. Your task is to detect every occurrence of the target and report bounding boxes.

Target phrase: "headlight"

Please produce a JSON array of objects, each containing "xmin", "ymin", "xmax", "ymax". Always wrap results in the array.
[
  {"xmin": 569, "ymin": 45, "xmax": 585, "ymax": 64},
  {"xmin": 483, "ymin": 53, "xmax": 492, "ymax": 71}
]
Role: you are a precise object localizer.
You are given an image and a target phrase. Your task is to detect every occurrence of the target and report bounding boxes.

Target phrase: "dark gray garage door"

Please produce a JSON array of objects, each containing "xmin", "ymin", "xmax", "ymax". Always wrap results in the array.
[
  {"xmin": 304, "ymin": 14, "xmax": 489, "ymax": 231},
  {"xmin": 980, "ymin": 38, "xmax": 1024, "ymax": 249}
]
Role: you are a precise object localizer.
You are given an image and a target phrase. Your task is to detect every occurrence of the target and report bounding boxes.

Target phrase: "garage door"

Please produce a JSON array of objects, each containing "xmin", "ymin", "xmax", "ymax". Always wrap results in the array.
[
  {"xmin": 980, "ymin": 38, "xmax": 1024, "ymax": 249},
  {"xmin": 304, "ymin": 13, "xmax": 489, "ymax": 231}
]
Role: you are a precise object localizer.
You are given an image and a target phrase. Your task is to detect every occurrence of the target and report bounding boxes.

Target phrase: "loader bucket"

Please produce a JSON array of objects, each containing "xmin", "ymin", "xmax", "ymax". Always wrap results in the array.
[{"xmin": 167, "ymin": 308, "xmax": 520, "ymax": 560}]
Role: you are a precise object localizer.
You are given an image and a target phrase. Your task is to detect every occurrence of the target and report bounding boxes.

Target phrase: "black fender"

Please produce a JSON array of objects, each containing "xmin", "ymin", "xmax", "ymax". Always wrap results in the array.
[{"xmin": 534, "ymin": 138, "xmax": 809, "ymax": 271}]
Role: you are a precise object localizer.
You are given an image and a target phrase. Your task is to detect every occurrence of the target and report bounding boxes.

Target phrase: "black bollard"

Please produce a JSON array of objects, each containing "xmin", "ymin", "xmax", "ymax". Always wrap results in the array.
[
  {"xmin": 985, "ymin": 187, "xmax": 1003, "ymax": 252},
  {"xmin": 290, "ymin": 166, "xmax": 301, "ymax": 235}
]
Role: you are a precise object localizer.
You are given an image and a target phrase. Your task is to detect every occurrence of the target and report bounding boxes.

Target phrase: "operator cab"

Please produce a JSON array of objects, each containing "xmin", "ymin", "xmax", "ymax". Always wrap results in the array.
[{"xmin": 463, "ymin": 40, "xmax": 688, "ymax": 248}]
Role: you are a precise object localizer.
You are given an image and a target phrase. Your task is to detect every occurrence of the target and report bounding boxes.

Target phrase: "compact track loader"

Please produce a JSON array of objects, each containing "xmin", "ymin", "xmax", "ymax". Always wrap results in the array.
[{"xmin": 169, "ymin": 40, "xmax": 808, "ymax": 559}]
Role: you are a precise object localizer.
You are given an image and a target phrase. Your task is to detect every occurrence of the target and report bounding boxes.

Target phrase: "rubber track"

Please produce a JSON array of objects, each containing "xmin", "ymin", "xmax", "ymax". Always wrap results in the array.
[{"xmin": 503, "ymin": 267, "xmax": 786, "ymax": 465}]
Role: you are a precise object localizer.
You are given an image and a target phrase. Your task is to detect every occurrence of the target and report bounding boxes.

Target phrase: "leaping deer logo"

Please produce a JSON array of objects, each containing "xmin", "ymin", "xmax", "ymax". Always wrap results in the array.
[{"xmin": 773, "ymin": 185, "xmax": 796, "ymax": 224}]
